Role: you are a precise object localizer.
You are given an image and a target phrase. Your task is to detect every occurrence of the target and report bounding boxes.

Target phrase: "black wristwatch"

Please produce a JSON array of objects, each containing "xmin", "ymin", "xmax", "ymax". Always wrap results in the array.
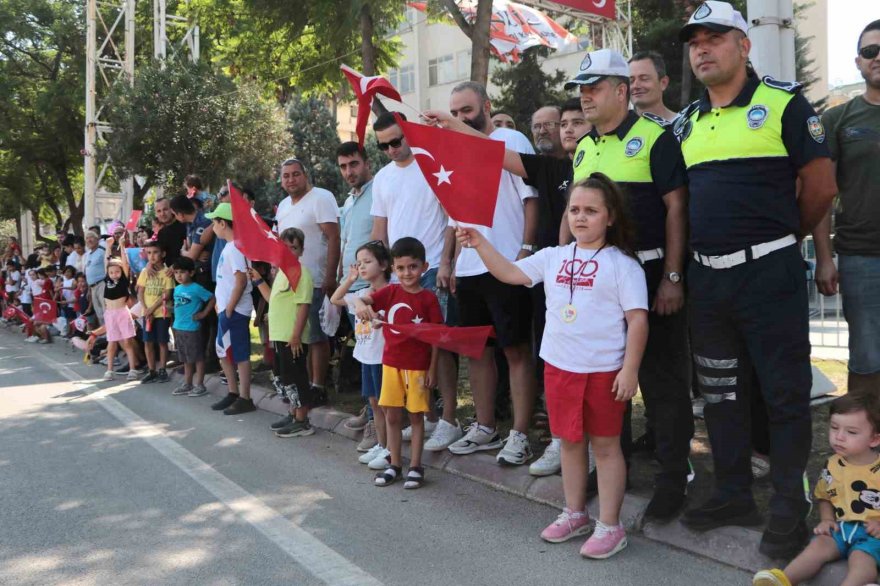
[{"xmin": 665, "ymin": 271, "xmax": 682, "ymax": 284}]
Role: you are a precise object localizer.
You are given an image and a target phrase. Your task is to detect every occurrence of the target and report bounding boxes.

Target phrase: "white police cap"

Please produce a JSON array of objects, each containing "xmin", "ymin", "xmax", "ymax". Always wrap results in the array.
[
  {"xmin": 679, "ymin": 1, "xmax": 749, "ymax": 42},
  {"xmin": 564, "ymin": 49, "xmax": 630, "ymax": 90}
]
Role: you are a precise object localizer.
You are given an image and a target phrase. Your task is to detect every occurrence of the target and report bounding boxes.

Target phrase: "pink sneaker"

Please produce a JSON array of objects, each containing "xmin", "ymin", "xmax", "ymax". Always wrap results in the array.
[
  {"xmin": 580, "ymin": 522, "xmax": 627, "ymax": 559},
  {"xmin": 540, "ymin": 508, "xmax": 593, "ymax": 543}
]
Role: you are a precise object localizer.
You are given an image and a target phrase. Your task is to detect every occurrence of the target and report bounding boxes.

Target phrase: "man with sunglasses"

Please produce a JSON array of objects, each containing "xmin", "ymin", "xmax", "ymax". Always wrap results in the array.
[
  {"xmin": 369, "ymin": 111, "xmax": 464, "ymax": 452},
  {"xmin": 813, "ymin": 19, "xmax": 880, "ymax": 395}
]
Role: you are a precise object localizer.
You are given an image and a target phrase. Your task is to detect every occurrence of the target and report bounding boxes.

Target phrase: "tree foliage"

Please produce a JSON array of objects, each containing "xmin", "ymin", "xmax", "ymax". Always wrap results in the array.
[
  {"xmin": 103, "ymin": 60, "xmax": 289, "ymax": 199},
  {"xmin": 286, "ymin": 96, "xmax": 343, "ymax": 200},
  {"xmin": 490, "ymin": 47, "xmax": 568, "ymax": 133}
]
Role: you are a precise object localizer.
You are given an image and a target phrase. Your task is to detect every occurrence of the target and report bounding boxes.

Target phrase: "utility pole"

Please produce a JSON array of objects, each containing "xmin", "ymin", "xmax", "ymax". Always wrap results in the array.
[{"xmin": 747, "ymin": 0, "xmax": 796, "ymax": 80}]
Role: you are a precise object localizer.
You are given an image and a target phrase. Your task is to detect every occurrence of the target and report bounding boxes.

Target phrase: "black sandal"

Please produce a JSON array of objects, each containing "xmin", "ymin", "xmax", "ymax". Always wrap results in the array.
[
  {"xmin": 403, "ymin": 466, "xmax": 425, "ymax": 490},
  {"xmin": 374, "ymin": 465, "xmax": 401, "ymax": 487}
]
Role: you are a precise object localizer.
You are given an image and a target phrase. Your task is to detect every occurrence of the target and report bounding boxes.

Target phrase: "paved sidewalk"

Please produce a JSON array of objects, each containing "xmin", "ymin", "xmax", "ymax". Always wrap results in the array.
[{"xmin": 192, "ymin": 369, "xmax": 847, "ymax": 584}]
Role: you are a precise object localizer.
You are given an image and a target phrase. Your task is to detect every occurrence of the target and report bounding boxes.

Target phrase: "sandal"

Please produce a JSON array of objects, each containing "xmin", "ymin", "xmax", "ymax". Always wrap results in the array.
[
  {"xmin": 403, "ymin": 466, "xmax": 425, "ymax": 490},
  {"xmin": 374, "ymin": 465, "xmax": 401, "ymax": 487}
]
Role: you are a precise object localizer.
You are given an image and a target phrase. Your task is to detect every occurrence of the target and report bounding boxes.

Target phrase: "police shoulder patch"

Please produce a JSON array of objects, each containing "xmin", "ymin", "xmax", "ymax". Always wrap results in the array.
[
  {"xmin": 762, "ymin": 76, "xmax": 803, "ymax": 94},
  {"xmin": 574, "ymin": 150, "xmax": 585, "ymax": 167},
  {"xmin": 641, "ymin": 112, "xmax": 671, "ymax": 127},
  {"xmin": 807, "ymin": 115, "xmax": 826, "ymax": 143}
]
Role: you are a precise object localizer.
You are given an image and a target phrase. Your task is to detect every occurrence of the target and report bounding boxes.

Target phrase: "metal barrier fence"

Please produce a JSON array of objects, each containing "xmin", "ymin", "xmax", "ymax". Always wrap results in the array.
[{"xmin": 802, "ymin": 238, "xmax": 849, "ymax": 351}]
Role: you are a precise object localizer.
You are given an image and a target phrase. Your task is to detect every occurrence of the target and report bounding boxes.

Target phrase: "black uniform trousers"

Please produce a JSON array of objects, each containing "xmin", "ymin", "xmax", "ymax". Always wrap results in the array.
[
  {"xmin": 688, "ymin": 245, "xmax": 811, "ymax": 520},
  {"xmin": 623, "ymin": 258, "xmax": 694, "ymax": 491}
]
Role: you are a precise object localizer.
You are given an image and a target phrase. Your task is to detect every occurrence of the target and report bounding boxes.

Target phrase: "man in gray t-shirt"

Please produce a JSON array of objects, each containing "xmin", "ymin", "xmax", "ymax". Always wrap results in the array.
[{"xmin": 814, "ymin": 19, "xmax": 880, "ymax": 393}]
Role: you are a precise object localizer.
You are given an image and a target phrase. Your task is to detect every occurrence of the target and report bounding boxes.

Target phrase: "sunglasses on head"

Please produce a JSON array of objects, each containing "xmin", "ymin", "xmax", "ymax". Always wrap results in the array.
[
  {"xmin": 377, "ymin": 137, "xmax": 404, "ymax": 151},
  {"xmin": 859, "ymin": 44, "xmax": 880, "ymax": 60}
]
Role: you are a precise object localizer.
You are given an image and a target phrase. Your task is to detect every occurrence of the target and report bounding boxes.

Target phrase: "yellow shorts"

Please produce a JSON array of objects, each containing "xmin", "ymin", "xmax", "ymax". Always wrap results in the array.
[{"xmin": 378, "ymin": 365, "xmax": 431, "ymax": 413}]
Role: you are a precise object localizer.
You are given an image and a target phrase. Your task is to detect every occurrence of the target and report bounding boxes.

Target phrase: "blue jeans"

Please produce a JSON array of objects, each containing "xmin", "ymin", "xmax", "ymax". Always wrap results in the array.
[
  {"xmin": 419, "ymin": 267, "xmax": 457, "ymax": 325},
  {"xmin": 839, "ymin": 255, "xmax": 880, "ymax": 374}
]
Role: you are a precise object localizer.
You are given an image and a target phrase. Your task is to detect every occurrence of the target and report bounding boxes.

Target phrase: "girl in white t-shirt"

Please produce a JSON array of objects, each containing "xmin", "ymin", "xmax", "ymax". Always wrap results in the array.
[
  {"xmin": 331, "ymin": 241, "xmax": 391, "ymax": 467},
  {"xmin": 457, "ymin": 173, "xmax": 648, "ymax": 560}
]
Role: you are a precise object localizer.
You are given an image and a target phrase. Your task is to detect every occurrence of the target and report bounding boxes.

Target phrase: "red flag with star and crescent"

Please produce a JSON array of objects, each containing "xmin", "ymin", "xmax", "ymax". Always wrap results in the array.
[
  {"xmin": 32, "ymin": 297, "xmax": 58, "ymax": 324},
  {"xmin": 340, "ymin": 64, "xmax": 402, "ymax": 147},
  {"xmin": 389, "ymin": 323, "xmax": 495, "ymax": 360},
  {"xmin": 394, "ymin": 114, "xmax": 504, "ymax": 228},
  {"xmin": 229, "ymin": 181, "xmax": 302, "ymax": 290}
]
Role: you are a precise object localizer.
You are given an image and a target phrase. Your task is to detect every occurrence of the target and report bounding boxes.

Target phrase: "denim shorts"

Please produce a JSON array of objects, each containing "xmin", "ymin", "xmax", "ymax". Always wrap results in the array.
[
  {"xmin": 839, "ymin": 255, "xmax": 880, "ymax": 374},
  {"xmin": 306, "ymin": 288, "xmax": 328, "ymax": 345},
  {"xmin": 361, "ymin": 363, "xmax": 383, "ymax": 399},
  {"xmin": 831, "ymin": 520, "xmax": 880, "ymax": 565}
]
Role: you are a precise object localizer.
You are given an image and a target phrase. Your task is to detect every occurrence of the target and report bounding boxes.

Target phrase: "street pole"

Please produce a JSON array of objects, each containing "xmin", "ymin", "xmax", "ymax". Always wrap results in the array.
[{"xmin": 747, "ymin": 0, "xmax": 796, "ymax": 80}]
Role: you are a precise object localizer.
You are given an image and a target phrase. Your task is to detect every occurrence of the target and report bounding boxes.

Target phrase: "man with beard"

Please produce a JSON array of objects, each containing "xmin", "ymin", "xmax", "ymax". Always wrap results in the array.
[
  {"xmin": 813, "ymin": 19, "xmax": 880, "ymax": 395},
  {"xmin": 530, "ymin": 106, "xmax": 565, "ymax": 158}
]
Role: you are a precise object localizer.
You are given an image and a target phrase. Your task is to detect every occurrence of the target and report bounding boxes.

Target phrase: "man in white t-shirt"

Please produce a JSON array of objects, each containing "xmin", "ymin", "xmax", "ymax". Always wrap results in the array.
[
  {"xmin": 275, "ymin": 158, "xmax": 340, "ymax": 399},
  {"xmin": 369, "ymin": 111, "xmax": 463, "ymax": 451},
  {"xmin": 442, "ymin": 81, "xmax": 539, "ymax": 467}
]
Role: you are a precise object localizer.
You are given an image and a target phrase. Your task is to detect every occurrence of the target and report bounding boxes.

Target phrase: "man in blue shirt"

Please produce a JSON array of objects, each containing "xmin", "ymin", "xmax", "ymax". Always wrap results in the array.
[
  {"xmin": 336, "ymin": 142, "xmax": 374, "ymax": 295},
  {"xmin": 84, "ymin": 231, "xmax": 107, "ymax": 325}
]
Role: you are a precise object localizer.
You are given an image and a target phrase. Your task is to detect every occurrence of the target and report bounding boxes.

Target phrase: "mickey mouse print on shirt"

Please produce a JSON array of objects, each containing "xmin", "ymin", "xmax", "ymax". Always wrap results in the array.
[
  {"xmin": 814, "ymin": 455, "xmax": 880, "ymax": 522},
  {"xmin": 370, "ymin": 284, "xmax": 443, "ymax": 372}
]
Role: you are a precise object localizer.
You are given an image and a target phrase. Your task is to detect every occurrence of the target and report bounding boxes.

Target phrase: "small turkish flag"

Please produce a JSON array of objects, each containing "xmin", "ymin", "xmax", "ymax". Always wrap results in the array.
[
  {"xmin": 340, "ymin": 64, "xmax": 402, "ymax": 147},
  {"xmin": 228, "ymin": 181, "xmax": 302, "ymax": 290},
  {"xmin": 125, "ymin": 210, "xmax": 143, "ymax": 232},
  {"xmin": 32, "ymin": 297, "xmax": 58, "ymax": 324},
  {"xmin": 395, "ymin": 115, "xmax": 503, "ymax": 228},
  {"xmin": 388, "ymin": 323, "xmax": 494, "ymax": 359}
]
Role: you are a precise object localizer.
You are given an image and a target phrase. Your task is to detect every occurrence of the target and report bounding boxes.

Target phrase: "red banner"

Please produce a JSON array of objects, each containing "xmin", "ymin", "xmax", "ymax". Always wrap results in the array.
[
  {"xmin": 550, "ymin": 0, "xmax": 615, "ymax": 20},
  {"xmin": 125, "ymin": 210, "xmax": 143, "ymax": 232},
  {"xmin": 389, "ymin": 323, "xmax": 494, "ymax": 359}
]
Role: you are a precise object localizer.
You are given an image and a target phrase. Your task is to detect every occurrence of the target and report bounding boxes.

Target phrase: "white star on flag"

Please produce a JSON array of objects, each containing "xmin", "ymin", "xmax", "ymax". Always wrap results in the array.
[
  {"xmin": 412, "ymin": 315, "xmax": 423, "ymax": 324},
  {"xmin": 264, "ymin": 230, "xmax": 279, "ymax": 241},
  {"xmin": 433, "ymin": 166, "xmax": 453, "ymax": 186}
]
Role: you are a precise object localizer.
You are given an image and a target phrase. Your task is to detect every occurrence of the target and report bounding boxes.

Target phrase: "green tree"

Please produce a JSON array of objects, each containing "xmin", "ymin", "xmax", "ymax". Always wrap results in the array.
[
  {"xmin": 794, "ymin": 1, "xmax": 827, "ymax": 112},
  {"xmin": 490, "ymin": 47, "xmax": 569, "ymax": 133},
  {"xmin": 286, "ymin": 96, "xmax": 343, "ymax": 200},
  {"xmin": 103, "ymin": 60, "xmax": 289, "ymax": 201},
  {"xmin": 0, "ymin": 0, "xmax": 86, "ymax": 237},
  {"xmin": 434, "ymin": 0, "xmax": 494, "ymax": 86}
]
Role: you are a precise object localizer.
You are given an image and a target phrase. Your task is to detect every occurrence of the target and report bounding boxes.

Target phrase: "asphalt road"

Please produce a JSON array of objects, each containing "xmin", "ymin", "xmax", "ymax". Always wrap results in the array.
[{"xmin": 0, "ymin": 328, "xmax": 751, "ymax": 586}]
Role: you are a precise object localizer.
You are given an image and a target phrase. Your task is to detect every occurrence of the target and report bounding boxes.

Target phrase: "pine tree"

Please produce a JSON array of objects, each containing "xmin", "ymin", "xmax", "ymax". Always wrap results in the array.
[
  {"xmin": 489, "ymin": 47, "xmax": 569, "ymax": 134},
  {"xmin": 286, "ymin": 96, "xmax": 344, "ymax": 201}
]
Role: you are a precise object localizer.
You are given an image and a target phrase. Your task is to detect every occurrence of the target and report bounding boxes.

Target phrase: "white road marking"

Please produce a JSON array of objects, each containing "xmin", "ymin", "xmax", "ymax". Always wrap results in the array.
[{"xmin": 25, "ymin": 347, "xmax": 383, "ymax": 586}]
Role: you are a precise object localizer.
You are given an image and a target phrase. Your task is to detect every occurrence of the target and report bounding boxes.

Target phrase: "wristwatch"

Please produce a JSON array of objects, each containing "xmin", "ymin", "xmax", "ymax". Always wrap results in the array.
[
  {"xmin": 521, "ymin": 244, "xmax": 536, "ymax": 253},
  {"xmin": 665, "ymin": 271, "xmax": 682, "ymax": 284}
]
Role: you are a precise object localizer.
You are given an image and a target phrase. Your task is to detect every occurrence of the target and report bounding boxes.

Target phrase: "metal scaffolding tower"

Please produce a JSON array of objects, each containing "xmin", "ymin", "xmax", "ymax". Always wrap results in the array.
[
  {"xmin": 83, "ymin": 0, "xmax": 199, "ymax": 228},
  {"xmin": 525, "ymin": 0, "xmax": 633, "ymax": 58}
]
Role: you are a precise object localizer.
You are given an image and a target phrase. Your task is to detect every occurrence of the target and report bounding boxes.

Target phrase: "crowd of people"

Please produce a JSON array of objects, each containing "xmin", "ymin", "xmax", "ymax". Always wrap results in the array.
[{"xmin": 1, "ymin": 2, "xmax": 878, "ymax": 580}]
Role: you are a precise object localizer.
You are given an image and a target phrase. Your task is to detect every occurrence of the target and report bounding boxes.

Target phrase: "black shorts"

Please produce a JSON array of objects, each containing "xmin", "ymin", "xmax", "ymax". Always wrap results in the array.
[
  {"xmin": 272, "ymin": 341, "xmax": 315, "ymax": 408},
  {"xmin": 455, "ymin": 273, "xmax": 532, "ymax": 348}
]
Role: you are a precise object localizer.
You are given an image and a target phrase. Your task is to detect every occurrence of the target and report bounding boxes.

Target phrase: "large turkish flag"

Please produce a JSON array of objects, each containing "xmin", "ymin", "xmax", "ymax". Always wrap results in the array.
[
  {"xmin": 552, "ymin": 0, "xmax": 616, "ymax": 20},
  {"xmin": 341, "ymin": 64, "xmax": 403, "ymax": 147}
]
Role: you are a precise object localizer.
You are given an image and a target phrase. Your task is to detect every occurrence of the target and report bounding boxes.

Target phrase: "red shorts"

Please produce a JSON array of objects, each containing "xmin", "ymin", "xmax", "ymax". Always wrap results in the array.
[{"xmin": 544, "ymin": 363, "xmax": 624, "ymax": 442}]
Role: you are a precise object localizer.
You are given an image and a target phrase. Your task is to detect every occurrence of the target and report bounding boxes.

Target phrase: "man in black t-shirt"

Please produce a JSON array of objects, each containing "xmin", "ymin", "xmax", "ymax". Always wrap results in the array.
[{"xmin": 154, "ymin": 197, "xmax": 187, "ymax": 267}]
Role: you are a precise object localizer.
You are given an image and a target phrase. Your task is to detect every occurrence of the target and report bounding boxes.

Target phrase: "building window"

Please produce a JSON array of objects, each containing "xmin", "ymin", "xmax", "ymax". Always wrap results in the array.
[
  {"xmin": 388, "ymin": 64, "xmax": 415, "ymax": 95},
  {"xmin": 349, "ymin": 104, "xmax": 358, "ymax": 119},
  {"xmin": 456, "ymin": 50, "xmax": 471, "ymax": 80},
  {"xmin": 429, "ymin": 54, "xmax": 456, "ymax": 86}
]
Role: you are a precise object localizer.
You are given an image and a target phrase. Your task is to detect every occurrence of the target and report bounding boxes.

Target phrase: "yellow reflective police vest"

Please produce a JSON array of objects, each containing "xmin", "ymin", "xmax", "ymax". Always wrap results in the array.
[{"xmin": 572, "ymin": 114, "xmax": 667, "ymax": 184}]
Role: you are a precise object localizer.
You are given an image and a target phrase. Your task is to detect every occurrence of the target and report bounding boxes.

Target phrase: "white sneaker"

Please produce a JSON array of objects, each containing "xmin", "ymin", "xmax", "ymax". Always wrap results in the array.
[
  {"xmin": 358, "ymin": 443, "xmax": 385, "ymax": 465},
  {"xmin": 126, "ymin": 370, "xmax": 140, "ymax": 381},
  {"xmin": 24, "ymin": 335, "xmax": 39, "ymax": 343},
  {"xmin": 367, "ymin": 447, "xmax": 392, "ymax": 470},
  {"xmin": 102, "ymin": 370, "xmax": 114, "ymax": 381},
  {"xmin": 424, "ymin": 419, "xmax": 463, "ymax": 451},
  {"xmin": 497, "ymin": 430, "xmax": 532, "ymax": 466},
  {"xmin": 529, "ymin": 438, "xmax": 561, "ymax": 476},
  {"xmin": 448, "ymin": 423, "xmax": 503, "ymax": 455},
  {"xmin": 402, "ymin": 418, "xmax": 437, "ymax": 442}
]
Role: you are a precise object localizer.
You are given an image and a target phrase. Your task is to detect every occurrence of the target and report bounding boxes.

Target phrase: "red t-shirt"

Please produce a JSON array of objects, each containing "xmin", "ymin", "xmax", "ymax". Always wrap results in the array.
[{"xmin": 371, "ymin": 284, "xmax": 443, "ymax": 371}]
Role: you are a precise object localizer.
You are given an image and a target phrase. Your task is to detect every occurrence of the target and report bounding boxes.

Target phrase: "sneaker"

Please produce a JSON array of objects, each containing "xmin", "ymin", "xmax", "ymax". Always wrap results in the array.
[
  {"xmin": 219, "ymin": 373, "xmax": 228, "ymax": 385},
  {"xmin": 130, "ymin": 367, "xmax": 148, "ymax": 377},
  {"xmin": 680, "ymin": 497, "xmax": 763, "ymax": 532},
  {"xmin": 752, "ymin": 569, "xmax": 791, "ymax": 586},
  {"xmin": 223, "ymin": 397, "xmax": 256, "ymax": 415},
  {"xmin": 311, "ymin": 385, "xmax": 328, "ymax": 406},
  {"xmin": 275, "ymin": 419, "xmax": 316, "ymax": 438},
  {"xmin": 172, "ymin": 382, "xmax": 193, "ymax": 396},
  {"xmin": 692, "ymin": 396, "xmax": 706, "ymax": 419},
  {"xmin": 402, "ymin": 418, "xmax": 437, "ymax": 442},
  {"xmin": 37, "ymin": 338, "xmax": 50, "ymax": 344},
  {"xmin": 448, "ymin": 424, "xmax": 503, "ymax": 455},
  {"xmin": 540, "ymin": 508, "xmax": 593, "ymax": 543},
  {"xmin": 344, "ymin": 407, "xmax": 369, "ymax": 431},
  {"xmin": 155, "ymin": 369, "xmax": 170, "ymax": 383},
  {"xmin": 270, "ymin": 413, "xmax": 294, "ymax": 431},
  {"xmin": 24, "ymin": 335, "xmax": 39, "ymax": 343},
  {"xmin": 367, "ymin": 447, "xmax": 392, "ymax": 470},
  {"xmin": 496, "ymin": 430, "xmax": 532, "ymax": 466},
  {"xmin": 359, "ymin": 443, "xmax": 386, "ymax": 465},
  {"xmin": 759, "ymin": 516, "xmax": 808, "ymax": 559},
  {"xmin": 357, "ymin": 420, "xmax": 378, "ymax": 452},
  {"xmin": 424, "ymin": 419, "xmax": 464, "ymax": 452},
  {"xmin": 529, "ymin": 438, "xmax": 561, "ymax": 476},
  {"xmin": 188, "ymin": 384, "xmax": 207, "ymax": 397},
  {"xmin": 644, "ymin": 488, "xmax": 687, "ymax": 523},
  {"xmin": 102, "ymin": 370, "xmax": 114, "ymax": 381},
  {"xmin": 211, "ymin": 393, "xmax": 238, "ymax": 411},
  {"xmin": 126, "ymin": 370, "xmax": 141, "ymax": 381},
  {"xmin": 114, "ymin": 362, "xmax": 130, "ymax": 373},
  {"xmin": 140, "ymin": 370, "xmax": 159, "ymax": 384},
  {"xmin": 580, "ymin": 522, "xmax": 627, "ymax": 559}
]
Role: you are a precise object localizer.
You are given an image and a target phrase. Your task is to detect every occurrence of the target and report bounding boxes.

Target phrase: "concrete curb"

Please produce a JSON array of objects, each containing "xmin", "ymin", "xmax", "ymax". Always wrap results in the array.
[{"xmin": 190, "ymin": 369, "xmax": 845, "ymax": 583}]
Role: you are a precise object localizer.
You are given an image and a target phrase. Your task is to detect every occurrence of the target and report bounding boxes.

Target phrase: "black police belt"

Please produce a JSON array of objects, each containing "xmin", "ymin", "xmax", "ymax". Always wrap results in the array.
[{"xmin": 693, "ymin": 234, "xmax": 796, "ymax": 270}]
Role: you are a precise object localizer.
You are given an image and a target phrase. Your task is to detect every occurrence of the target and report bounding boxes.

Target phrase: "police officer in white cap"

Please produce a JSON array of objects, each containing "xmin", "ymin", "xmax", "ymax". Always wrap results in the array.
[{"xmin": 676, "ymin": 1, "xmax": 837, "ymax": 559}]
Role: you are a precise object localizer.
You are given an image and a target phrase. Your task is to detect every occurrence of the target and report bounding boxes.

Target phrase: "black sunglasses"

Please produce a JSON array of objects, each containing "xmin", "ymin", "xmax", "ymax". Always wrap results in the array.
[
  {"xmin": 859, "ymin": 44, "xmax": 880, "ymax": 60},
  {"xmin": 377, "ymin": 137, "xmax": 404, "ymax": 151}
]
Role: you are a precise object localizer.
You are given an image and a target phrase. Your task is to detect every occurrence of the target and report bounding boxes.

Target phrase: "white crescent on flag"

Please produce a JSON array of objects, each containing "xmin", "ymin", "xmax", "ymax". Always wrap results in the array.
[
  {"xmin": 593, "ymin": 0, "xmax": 607, "ymax": 7},
  {"xmin": 38, "ymin": 301, "xmax": 52, "ymax": 312},
  {"xmin": 410, "ymin": 147, "xmax": 435, "ymax": 161},
  {"xmin": 387, "ymin": 302, "xmax": 413, "ymax": 335}
]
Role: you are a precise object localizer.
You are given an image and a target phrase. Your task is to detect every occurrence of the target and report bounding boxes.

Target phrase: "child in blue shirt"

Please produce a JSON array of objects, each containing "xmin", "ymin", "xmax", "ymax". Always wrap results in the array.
[{"xmin": 171, "ymin": 257, "xmax": 215, "ymax": 396}]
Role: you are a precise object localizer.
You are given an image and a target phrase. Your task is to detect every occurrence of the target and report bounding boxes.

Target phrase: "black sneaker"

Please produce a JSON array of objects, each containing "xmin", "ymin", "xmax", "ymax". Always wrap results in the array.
[
  {"xmin": 155, "ymin": 369, "xmax": 170, "ymax": 383},
  {"xmin": 644, "ymin": 488, "xmax": 687, "ymax": 523},
  {"xmin": 211, "ymin": 393, "xmax": 238, "ymax": 411},
  {"xmin": 223, "ymin": 397, "xmax": 256, "ymax": 415},
  {"xmin": 680, "ymin": 497, "xmax": 763, "ymax": 531},
  {"xmin": 219, "ymin": 373, "xmax": 228, "ymax": 385},
  {"xmin": 140, "ymin": 370, "xmax": 159, "ymax": 384},
  {"xmin": 275, "ymin": 419, "xmax": 315, "ymax": 438},
  {"xmin": 270, "ymin": 414, "xmax": 295, "ymax": 430},
  {"xmin": 759, "ymin": 516, "xmax": 809, "ymax": 559},
  {"xmin": 311, "ymin": 386, "xmax": 328, "ymax": 407}
]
